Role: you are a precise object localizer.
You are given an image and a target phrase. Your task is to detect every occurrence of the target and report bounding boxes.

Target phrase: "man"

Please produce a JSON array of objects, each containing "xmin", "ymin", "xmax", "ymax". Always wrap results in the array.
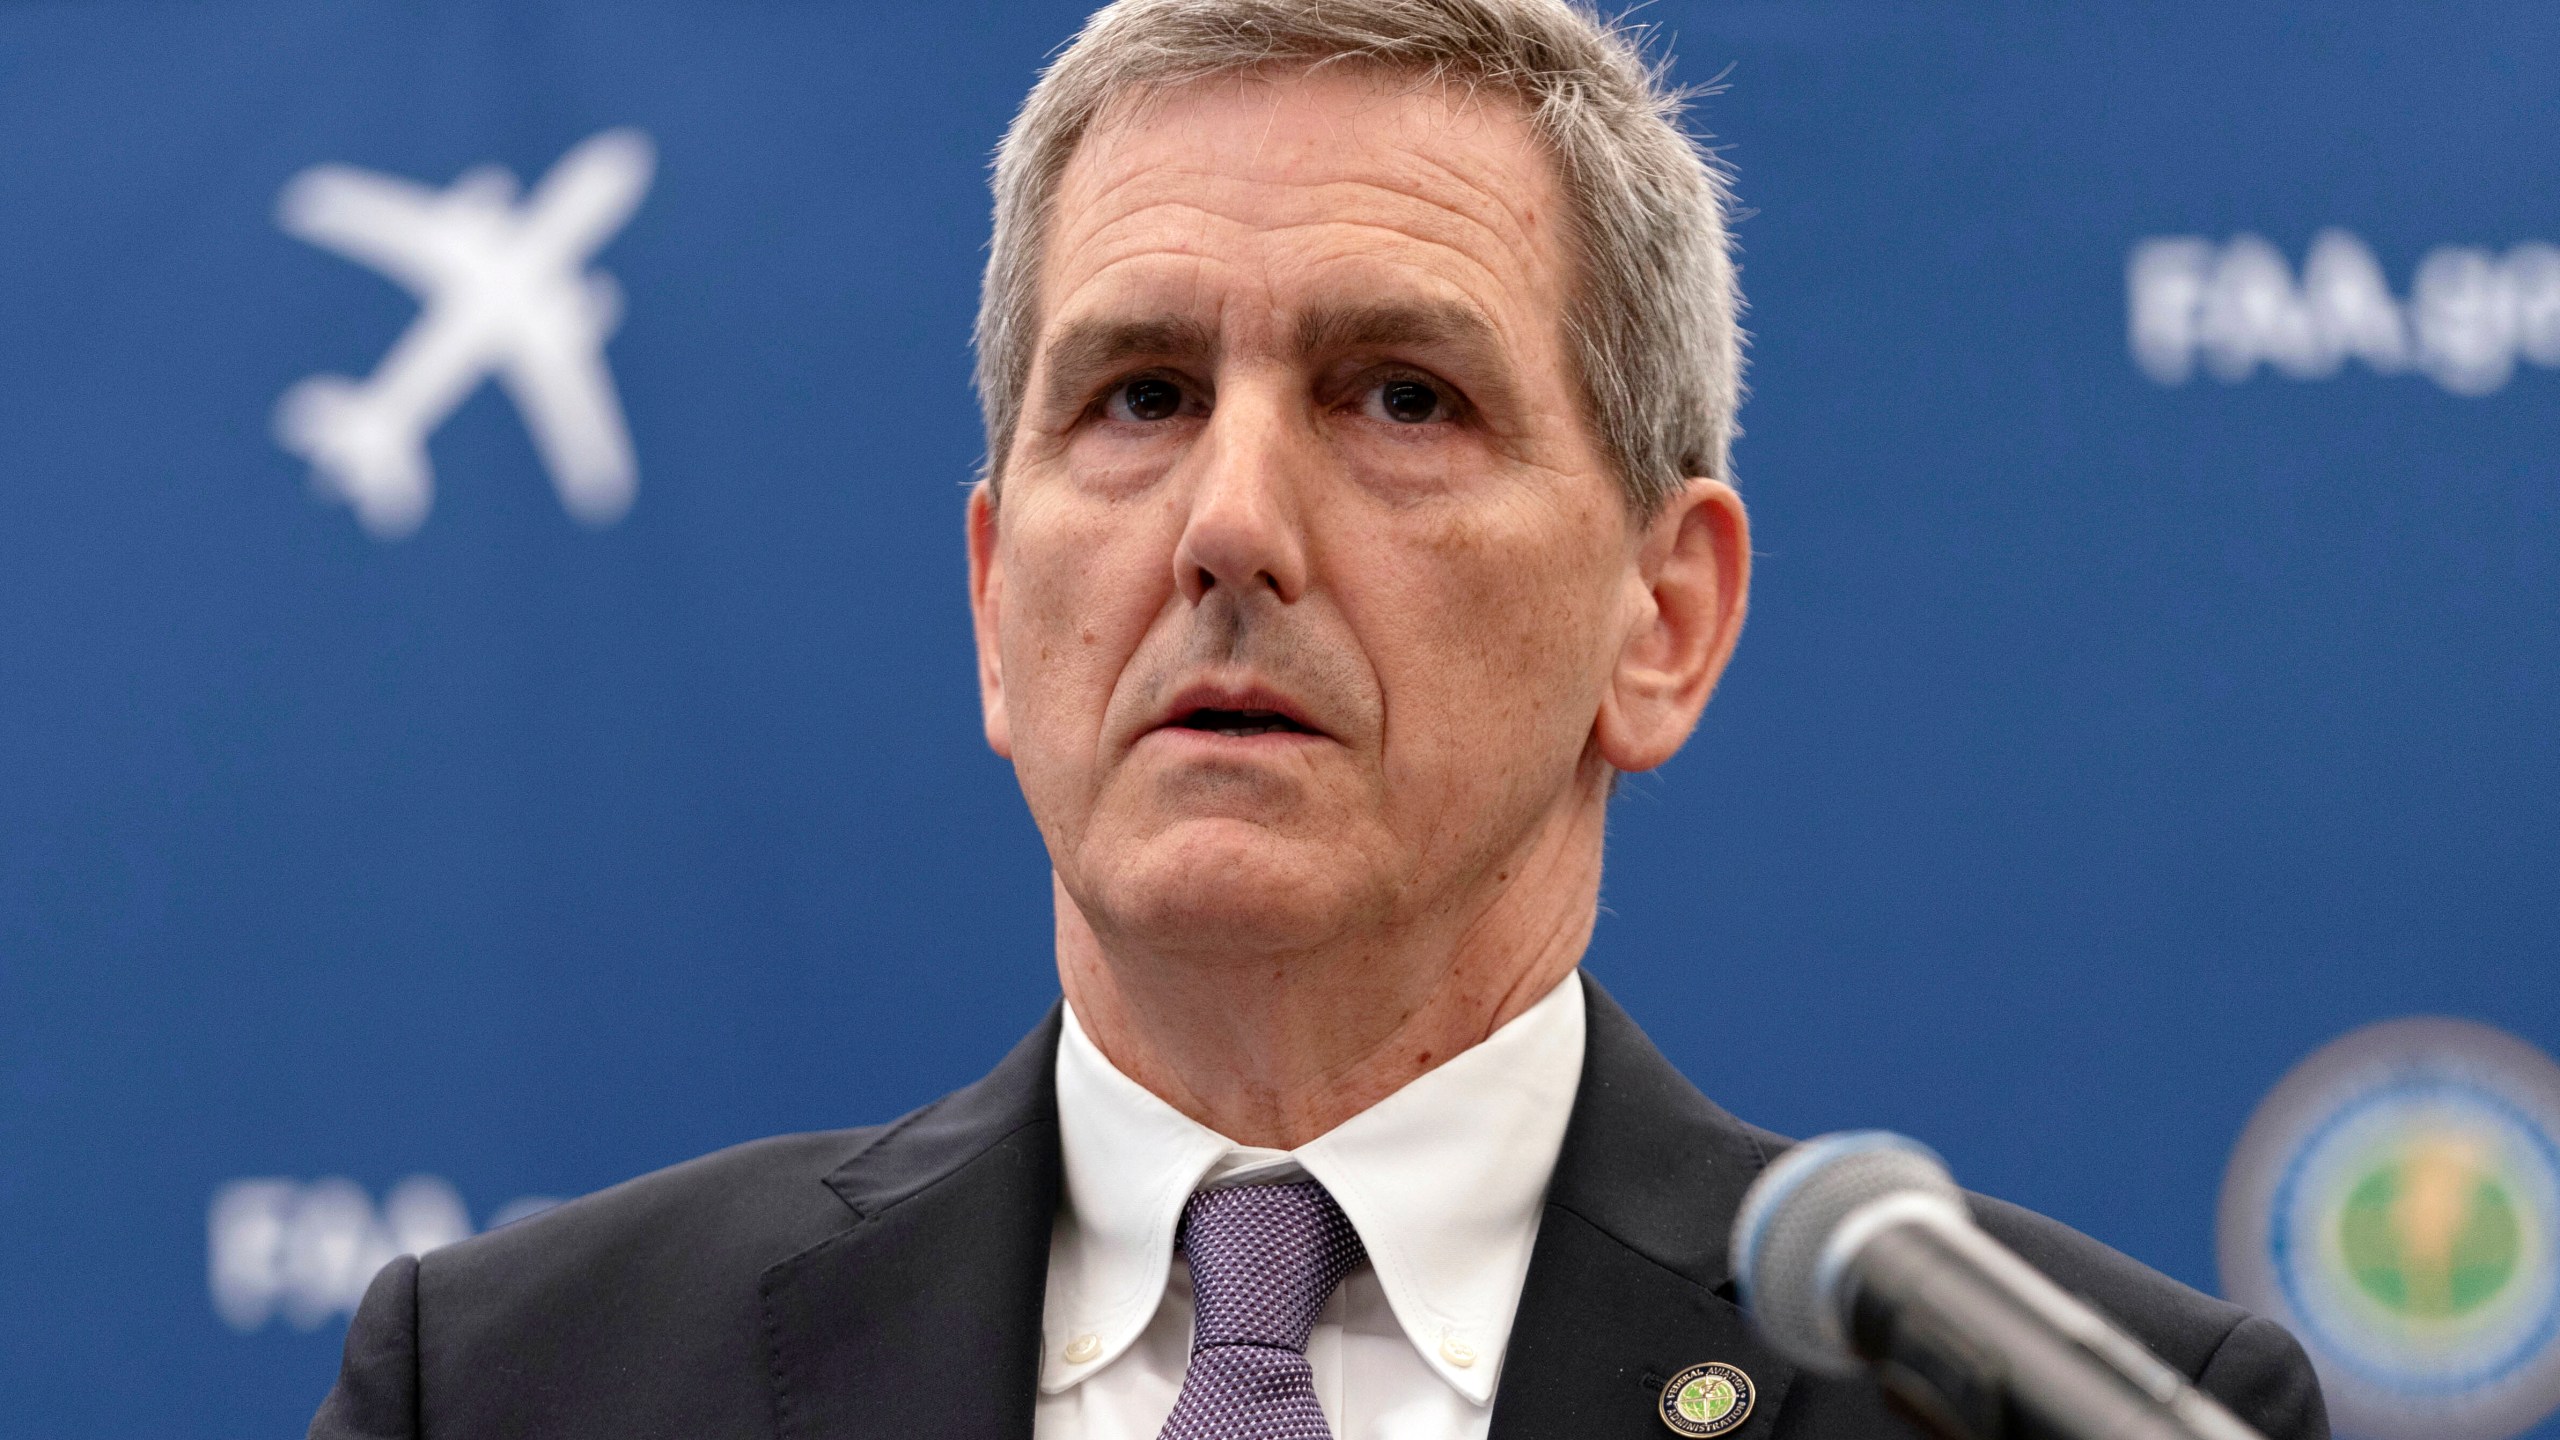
[{"xmin": 313, "ymin": 2, "xmax": 2328, "ymax": 1437}]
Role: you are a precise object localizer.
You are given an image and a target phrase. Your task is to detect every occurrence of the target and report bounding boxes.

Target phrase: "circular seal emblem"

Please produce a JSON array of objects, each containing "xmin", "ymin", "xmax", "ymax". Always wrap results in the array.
[
  {"xmin": 2220, "ymin": 1017, "xmax": 2560, "ymax": 1440},
  {"xmin": 1659, "ymin": 1360, "xmax": 1755, "ymax": 1437}
]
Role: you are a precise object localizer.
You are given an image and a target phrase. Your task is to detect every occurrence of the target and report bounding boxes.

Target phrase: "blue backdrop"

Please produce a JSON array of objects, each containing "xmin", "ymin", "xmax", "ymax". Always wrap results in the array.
[{"xmin": 2, "ymin": 2, "xmax": 2554, "ymax": 1434}]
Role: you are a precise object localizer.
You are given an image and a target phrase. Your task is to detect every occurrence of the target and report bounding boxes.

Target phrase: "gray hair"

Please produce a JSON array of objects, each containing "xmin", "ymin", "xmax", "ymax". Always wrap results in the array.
[{"xmin": 973, "ymin": 0, "xmax": 1743, "ymax": 514}]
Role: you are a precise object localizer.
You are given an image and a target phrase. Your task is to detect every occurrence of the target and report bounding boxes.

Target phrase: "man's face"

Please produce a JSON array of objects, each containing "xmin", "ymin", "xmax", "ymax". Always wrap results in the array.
[{"xmin": 971, "ymin": 68, "xmax": 1697, "ymax": 960}]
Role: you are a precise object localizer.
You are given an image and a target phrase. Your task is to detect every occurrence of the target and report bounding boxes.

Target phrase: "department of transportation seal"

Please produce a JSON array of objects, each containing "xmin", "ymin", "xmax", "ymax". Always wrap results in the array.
[
  {"xmin": 2220, "ymin": 1017, "xmax": 2560, "ymax": 1440},
  {"xmin": 1659, "ymin": 1360, "xmax": 1755, "ymax": 1436}
]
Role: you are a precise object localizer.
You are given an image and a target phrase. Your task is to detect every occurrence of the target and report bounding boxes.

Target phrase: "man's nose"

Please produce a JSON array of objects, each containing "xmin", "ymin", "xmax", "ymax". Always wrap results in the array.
[{"xmin": 1172, "ymin": 390, "xmax": 1310, "ymax": 606}]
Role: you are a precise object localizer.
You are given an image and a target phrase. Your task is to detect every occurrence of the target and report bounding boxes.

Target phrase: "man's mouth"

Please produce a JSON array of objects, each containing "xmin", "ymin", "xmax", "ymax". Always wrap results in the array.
[{"xmin": 1167, "ymin": 707, "xmax": 1318, "ymax": 738}]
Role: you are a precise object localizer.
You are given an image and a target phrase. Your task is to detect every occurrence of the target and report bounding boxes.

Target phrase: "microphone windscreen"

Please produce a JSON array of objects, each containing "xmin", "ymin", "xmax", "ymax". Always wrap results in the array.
[{"xmin": 1732, "ymin": 1130, "xmax": 1960, "ymax": 1370}]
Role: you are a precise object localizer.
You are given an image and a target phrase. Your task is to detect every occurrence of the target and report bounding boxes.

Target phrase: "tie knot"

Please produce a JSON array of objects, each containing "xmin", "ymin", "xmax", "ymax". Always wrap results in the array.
[{"xmin": 1177, "ymin": 1181, "xmax": 1366, "ymax": 1353}]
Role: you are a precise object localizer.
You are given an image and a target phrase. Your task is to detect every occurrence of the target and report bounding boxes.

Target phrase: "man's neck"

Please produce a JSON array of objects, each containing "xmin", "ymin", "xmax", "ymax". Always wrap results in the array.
[{"xmin": 1053, "ymin": 803, "xmax": 1603, "ymax": 1150}]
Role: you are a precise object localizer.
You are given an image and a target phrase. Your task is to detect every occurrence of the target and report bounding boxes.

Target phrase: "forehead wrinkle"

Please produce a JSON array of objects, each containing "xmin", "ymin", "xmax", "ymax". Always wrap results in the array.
[
  {"xmin": 1038, "ymin": 256, "xmax": 1253, "ymax": 377},
  {"xmin": 1054, "ymin": 71, "xmax": 1560, "ymax": 300},
  {"xmin": 1258, "ymin": 218, "xmax": 1566, "ymax": 397},
  {"xmin": 1109, "ymin": 63, "xmax": 1551, "ymax": 206},
  {"xmin": 1065, "ymin": 162, "xmax": 1548, "ymax": 288},
  {"xmin": 1056, "ymin": 193, "xmax": 1552, "ymax": 358},
  {"xmin": 1294, "ymin": 175, "xmax": 1552, "ymax": 296},
  {"xmin": 1386, "ymin": 143, "xmax": 1559, "ymax": 273},
  {"xmin": 1058, "ymin": 93, "xmax": 1556, "ymax": 272}
]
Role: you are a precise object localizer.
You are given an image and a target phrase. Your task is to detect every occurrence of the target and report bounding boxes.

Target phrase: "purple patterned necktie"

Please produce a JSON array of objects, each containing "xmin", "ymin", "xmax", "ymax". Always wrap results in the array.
[{"xmin": 1157, "ymin": 1180, "xmax": 1368, "ymax": 1440}]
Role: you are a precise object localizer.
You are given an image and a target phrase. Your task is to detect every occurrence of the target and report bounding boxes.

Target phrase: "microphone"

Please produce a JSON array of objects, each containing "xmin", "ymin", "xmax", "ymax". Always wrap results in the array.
[{"xmin": 1730, "ymin": 1132, "xmax": 2266, "ymax": 1440}]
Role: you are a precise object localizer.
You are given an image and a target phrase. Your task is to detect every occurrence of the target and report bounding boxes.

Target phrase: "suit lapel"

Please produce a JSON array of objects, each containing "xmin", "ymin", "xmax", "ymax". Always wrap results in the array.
[
  {"xmin": 1490, "ymin": 976, "xmax": 1800, "ymax": 1440},
  {"xmin": 759, "ymin": 1010, "xmax": 1064, "ymax": 1440}
]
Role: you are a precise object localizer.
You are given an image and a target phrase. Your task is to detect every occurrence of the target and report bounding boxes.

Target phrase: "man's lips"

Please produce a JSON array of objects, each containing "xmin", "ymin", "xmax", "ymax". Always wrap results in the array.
[{"xmin": 1145, "ymin": 683, "xmax": 1328, "ymax": 742}]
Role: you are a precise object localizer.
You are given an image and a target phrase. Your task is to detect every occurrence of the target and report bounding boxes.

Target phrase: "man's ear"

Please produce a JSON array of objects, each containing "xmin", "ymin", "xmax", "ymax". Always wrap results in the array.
[
  {"xmin": 966, "ymin": 480, "xmax": 1013, "ymax": 759},
  {"xmin": 1594, "ymin": 477, "xmax": 1750, "ymax": 773}
]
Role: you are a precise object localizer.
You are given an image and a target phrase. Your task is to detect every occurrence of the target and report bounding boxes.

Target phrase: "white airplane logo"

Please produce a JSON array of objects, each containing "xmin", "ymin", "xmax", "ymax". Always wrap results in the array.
[{"xmin": 273, "ymin": 128, "xmax": 655, "ymax": 539}]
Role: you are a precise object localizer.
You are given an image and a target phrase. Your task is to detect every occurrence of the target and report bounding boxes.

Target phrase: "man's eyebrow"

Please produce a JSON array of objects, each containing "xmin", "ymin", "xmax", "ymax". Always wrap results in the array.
[
  {"xmin": 1032, "ymin": 302, "xmax": 1525, "ymax": 416},
  {"xmin": 1290, "ymin": 300, "xmax": 1503, "ymax": 362},
  {"xmin": 1036, "ymin": 315, "xmax": 1218, "ymax": 414}
]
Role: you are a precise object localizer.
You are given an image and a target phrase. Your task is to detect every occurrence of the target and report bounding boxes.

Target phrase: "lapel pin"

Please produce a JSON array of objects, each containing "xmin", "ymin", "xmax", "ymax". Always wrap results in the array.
[{"xmin": 1659, "ymin": 1361, "xmax": 1755, "ymax": 1436}]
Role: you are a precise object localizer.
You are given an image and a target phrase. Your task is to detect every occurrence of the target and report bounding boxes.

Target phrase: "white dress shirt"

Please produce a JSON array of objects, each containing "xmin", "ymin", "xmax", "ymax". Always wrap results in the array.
[{"xmin": 1033, "ymin": 974, "xmax": 1586, "ymax": 1440}]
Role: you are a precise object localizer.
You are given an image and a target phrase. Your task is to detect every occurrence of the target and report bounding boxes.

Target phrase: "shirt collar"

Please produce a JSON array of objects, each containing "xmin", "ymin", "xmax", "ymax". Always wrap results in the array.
[{"xmin": 1040, "ymin": 973, "xmax": 1586, "ymax": 1404}]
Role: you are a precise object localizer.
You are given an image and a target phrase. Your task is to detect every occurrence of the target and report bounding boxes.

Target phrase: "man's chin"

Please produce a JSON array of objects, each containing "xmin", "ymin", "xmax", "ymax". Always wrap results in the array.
[{"xmin": 1076, "ymin": 817, "xmax": 1385, "ymax": 957}]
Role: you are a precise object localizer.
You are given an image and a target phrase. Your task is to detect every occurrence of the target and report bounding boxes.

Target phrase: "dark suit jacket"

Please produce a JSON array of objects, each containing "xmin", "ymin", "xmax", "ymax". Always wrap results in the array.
[{"xmin": 312, "ymin": 976, "xmax": 2327, "ymax": 1439}]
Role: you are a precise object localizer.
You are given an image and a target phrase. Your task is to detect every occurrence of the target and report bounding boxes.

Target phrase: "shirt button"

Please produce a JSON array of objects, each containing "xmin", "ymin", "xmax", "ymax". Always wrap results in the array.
[
  {"xmin": 1064, "ymin": 1333, "xmax": 1101, "ymax": 1364},
  {"xmin": 1441, "ymin": 1334, "xmax": 1478, "ymax": 1368}
]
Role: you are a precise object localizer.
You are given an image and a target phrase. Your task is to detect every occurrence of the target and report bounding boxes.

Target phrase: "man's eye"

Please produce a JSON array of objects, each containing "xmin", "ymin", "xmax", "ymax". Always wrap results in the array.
[
  {"xmin": 1108, "ymin": 377, "xmax": 1185, "ymax": 422},
  {"xmin": 1375, "ymin": 377, "xmax": 1446, "ymax": 424}
]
